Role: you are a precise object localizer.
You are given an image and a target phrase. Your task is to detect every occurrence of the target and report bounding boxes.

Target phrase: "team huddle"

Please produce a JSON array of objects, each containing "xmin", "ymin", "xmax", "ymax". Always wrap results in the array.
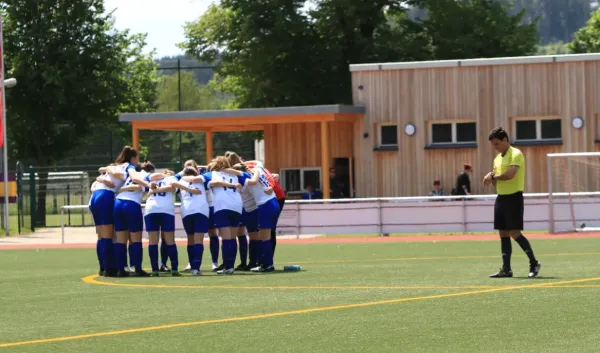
[{"xmin": 89, "ymin": 146, "xmax": 285, "ymax": 277}]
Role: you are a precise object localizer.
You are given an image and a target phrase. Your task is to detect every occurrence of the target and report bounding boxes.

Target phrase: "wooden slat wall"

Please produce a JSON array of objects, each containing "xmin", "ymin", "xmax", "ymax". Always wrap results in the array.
[
  {"xmin": 263, "ymin": 121, "xmax": 354, "ymax": 173},
  {"xmin": 351, "ymin": 61, "xmax": 600, "ymax": 197}
]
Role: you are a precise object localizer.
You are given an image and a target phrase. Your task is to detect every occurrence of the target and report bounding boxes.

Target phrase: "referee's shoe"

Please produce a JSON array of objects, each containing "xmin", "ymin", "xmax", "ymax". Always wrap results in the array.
[{"xmin": 490, "ymin": 262, "xmax": 541, "ymax": 278}]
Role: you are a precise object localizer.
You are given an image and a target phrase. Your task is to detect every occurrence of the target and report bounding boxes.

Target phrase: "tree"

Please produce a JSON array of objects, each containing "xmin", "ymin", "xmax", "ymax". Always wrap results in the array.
[
  {"xmin": 570, "ymin": 8, "xmax": 600, "ymax": 53},
  {"xmin": 537, "ymin": 41, "xmax": 570, "ymax": 55},
  {"xmin": 411, "ymin": 0, "xmax": 539, "ymax": 60},
  {"xmin": 155, "ymin": 72, "xmax": 225, "ymax": 111},
  {"xmin": 2, "ymin": 0, "xmax": 157, "ymax": 226}
]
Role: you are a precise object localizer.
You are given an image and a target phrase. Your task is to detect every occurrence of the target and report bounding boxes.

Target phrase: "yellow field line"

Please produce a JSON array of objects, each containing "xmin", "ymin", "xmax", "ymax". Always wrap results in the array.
[
  {"xmin": 278, "ymin": 252, "xmax": 600, "ymax": 265},
  {"xmin": 81, "ymin": 275, "xmax": 498, "ymax": 290},
  {"xmin": 2, "ymin": 276, "xmax": 599, "ymax": 348},
  {"xmin": 543, "ymin": 285, "xmax": 600, "ymax": 288}
]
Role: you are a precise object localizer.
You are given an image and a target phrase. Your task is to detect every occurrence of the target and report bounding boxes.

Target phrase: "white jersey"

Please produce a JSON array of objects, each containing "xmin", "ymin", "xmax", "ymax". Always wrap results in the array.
[
  {"xmin": 94, "ymin": 163, "xmax": 134, "ymax": 192},
  {"xmin": 249, "ymin": 167, "xmax": 276, "ymax": 206},
  {"xmin": 210, "ymin": 171, "xmax": 243, "ymax": 214},
  {"xmin": 144, "ymin": 175, "xmax": 177, "ymax": 216},
  {"xmin": 241, "ymin": 183, "xmax": 257, "ymax": 213},
  {"xmin": 116, "ymin": 171, "xmax": 149, "ymax": 204},
  {"xmin": 180, "ymin": 177, "xmax": 209, "ymax": 218}
]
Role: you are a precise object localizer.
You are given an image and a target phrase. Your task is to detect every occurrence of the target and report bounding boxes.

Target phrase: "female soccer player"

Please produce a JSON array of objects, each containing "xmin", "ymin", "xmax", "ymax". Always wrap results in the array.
[
  {"xmin": 90, "ymin": 177, "xmax": 114, "ymax": 275},
  {"xmin": 177, "ymin": 159, "xmax": 200, "ymax": 273},
  {"xmin": 113, "ymin": 162, "xmax": 154, "ymax": 277},
  {"xmin": 208, "ymin": 156, "xmax": 248, "ymax": 274},
  {"xmin": 173, "ymin": 167, "xmax": 209, "ymax": 275},
  {"xmin": 246, "ymin": 164, "xmax": 280, "ymax": 272},
  {"xmin": 145, "ymin": 168, "xmax": 180, "ymax": 276},
  {"xmin": 91, "ymin": 146, "xmax": 141, "ymax": 277}
]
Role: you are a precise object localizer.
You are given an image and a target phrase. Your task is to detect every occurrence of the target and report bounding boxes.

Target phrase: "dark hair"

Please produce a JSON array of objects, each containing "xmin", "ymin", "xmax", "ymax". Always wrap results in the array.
[
  {"xmin": 488, "ymin": 127, "xmax": 509, "ymax": 142},
  {"xmin": 433, "ymin": 180, "xmax": 441, "ymax": 185},
  {"xmin": 226, "ymin": 151, "xmax": 243, "ymax": 166},
  {"xmin": 115, "ymin": 146, "xmax": 138, "ymax": 164},
  {"xmin": 184, "ymin": 159, "xmax": 198, "ymax": 169},
  {"xmin": 233, "ymin": 163, "xmax": 248, "ymax": 172},
  {"xmin": 135, "ymin": 164, "xmax": 143, "ymax": 172},
  {"xmin": 464, "ymin": 163, "xmax": 472, "ymax": 170},
  {"xmin": 141, "ymin": 160, "xmax": 155, "ymax": 173},
  {"xmin": 182, "ymin": 166, "xmax": 199, "ymax": 176}
]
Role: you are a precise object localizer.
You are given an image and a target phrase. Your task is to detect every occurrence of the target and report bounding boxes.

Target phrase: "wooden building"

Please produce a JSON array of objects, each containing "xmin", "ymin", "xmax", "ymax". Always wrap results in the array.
[
  {"xmin": 120, "ymin": 53, "xmax": 600, "ymax": 198},
  {"xmin": 350, "ymin": 53, "xmax": 600, "ymax": 197}
]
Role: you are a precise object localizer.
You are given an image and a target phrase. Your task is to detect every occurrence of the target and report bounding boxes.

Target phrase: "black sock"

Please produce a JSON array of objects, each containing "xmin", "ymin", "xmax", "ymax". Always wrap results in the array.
[
  {"xmin": 270, "ymin": 229, "xmax": 277, "ymax": 254},
  {"xmin": 515, "ymin": 234, "xmax": 537, "ymax": 265},
  {"xmin": 501, "ymin": 237, "xmax": 512, "ymax": 270}
]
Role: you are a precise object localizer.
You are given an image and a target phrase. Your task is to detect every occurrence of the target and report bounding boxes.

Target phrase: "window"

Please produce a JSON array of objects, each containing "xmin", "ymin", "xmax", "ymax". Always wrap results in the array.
[
  {"xmin": 280, "ymin": 168, "xmax": 322, "ymax": 194},
  {"xmin": 514, "ymin": 117, "xmax": 562, "ymax": 141},
  {"xmin": 429, "ymin": 121, "xmax": 477, "ymax": 145},
  {"xmin": 377, "ymin": 124, "xmax": 398, "ymax": 147}
]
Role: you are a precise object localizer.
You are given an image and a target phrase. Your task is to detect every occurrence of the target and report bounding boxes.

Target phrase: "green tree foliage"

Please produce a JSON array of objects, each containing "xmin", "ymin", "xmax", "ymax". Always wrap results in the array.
[
  {"xmin": 180, "ymin": 0, "xmax": 540, "ymax": 108},
  {"xmin": 155, "ymin": 72, "xmax": 225, "ymax": 111},
  {"xmin": 2, "ymin": 0, "xmax": 157, "ymax": 225},
  {"xmin": 570, "ymin": 8, "xmax": 600, "ymax": 53},
  {"xmin": 412, "ymin": 0, "xmax": 539, "ymax": 60},
  {"xmin": 537, "ymin": 41, "xmax": 570, "ymax": 55}
]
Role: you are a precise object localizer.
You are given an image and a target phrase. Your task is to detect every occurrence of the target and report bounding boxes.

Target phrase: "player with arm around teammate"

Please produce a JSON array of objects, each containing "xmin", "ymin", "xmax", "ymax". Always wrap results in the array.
[
  {"xmin": 246, "ymin": 164, "xmax": 280, "ymax": 272},
  {"xmin": 145, "ymin": 168, "xmax": 181, "ymax": 276},
  {"xmin": 483, "ymin": 127, "xmax": 541, "ymax": 278},
  {"xmin": 172, "ymin": 167, "xmax": 209, "ymax": 276}
]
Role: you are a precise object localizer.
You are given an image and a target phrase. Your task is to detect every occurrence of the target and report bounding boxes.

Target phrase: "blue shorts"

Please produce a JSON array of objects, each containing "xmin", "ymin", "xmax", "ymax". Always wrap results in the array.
[
  {"xmin": 213, "ymin": 209, "xmax": 241, "ymax": 228},
  {"xmin": 240, "ymin": 209, "xmax": 259, "ymax": 233},
  {"xmin": 114, "ymin": 199, "xmax": 143, "ymax": 232},
  {"xmin": 257, "ymin": 198, "xmax": 280, "ymax": 230},
  {"xmin": 89, "ymin": 189, "xmax": 115, "ymax": 226},
  {"xmin": 208, "ymin": 206, "xmax": 216, "ymax": 230},
  {"xmin": 182, "ymin": 213, "xmax": 209, "ymax": 236},
  {"xmin": 144, "ymin": 213, "xmax": 175, "ymax": 232}
]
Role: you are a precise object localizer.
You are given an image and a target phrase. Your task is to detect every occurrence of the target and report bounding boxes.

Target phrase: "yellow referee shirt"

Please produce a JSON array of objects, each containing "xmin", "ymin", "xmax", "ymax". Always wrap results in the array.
[{"xmin": 493, "ymin": 146, "xmax": 525, "ymax": 195}]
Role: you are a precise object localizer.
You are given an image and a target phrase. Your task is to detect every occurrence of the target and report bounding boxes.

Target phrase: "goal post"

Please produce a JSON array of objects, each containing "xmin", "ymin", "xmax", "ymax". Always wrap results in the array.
[{"xmin": 547, "ymin": 152, "xmax": 600, "ymax": 233}]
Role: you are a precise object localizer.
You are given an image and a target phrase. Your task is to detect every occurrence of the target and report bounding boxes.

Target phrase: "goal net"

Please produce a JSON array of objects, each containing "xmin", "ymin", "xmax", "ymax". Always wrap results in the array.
[{"xmin": 547, "ymin": 152, "xmax": 600, "ymax": 233}]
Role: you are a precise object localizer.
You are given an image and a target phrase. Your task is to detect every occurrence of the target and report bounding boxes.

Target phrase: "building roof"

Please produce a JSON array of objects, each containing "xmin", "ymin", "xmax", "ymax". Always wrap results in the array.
[
  {"xmin": 119, "ymin": 104, "xmax": 365, "ymax": 122},
  {"xmin": 349, "ymin": 53, "xmax": 600, "ymax": 72}
]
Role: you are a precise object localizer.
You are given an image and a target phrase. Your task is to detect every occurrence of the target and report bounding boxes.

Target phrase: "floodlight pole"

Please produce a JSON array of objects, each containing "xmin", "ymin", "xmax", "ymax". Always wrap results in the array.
[{"xmin": 0, "ymin": 16, "xmax": 15, "ymax": 236}]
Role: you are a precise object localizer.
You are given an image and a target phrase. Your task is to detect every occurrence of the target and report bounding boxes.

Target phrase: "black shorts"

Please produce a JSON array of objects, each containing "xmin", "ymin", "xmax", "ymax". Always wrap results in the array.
[{"xmin": 494, "ymin": 192, "xmax": 524, "ymax": 231}]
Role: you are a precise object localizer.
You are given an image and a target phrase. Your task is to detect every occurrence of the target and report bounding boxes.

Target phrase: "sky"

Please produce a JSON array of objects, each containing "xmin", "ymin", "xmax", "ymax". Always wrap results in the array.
[{"xmin": 104, "ymin": 0, "xmax": 214, "ymax": 58}]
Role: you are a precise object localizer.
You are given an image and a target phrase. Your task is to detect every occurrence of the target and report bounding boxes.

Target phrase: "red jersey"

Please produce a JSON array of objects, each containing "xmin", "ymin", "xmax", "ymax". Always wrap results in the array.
[{"xmin": 245, "ymin": 161, "xmax": 286, "ymax": 200}]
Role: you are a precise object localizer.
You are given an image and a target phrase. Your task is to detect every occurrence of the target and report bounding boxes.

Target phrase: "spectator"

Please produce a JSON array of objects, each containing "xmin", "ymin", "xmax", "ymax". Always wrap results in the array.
[
  {"xmin": 429, "ymin": 180, "xmax": 444, "ymax": 196},
  {"xmin": 453, "ymin": 163, "xmax": 472, "ymax": 196},
  {"xmin": 329, "ymin": 168, "xmax": 345, "ymax": 199},
  {"xmin": 302, "ymin": 185, "xmax": 322, "ymax": 200}
]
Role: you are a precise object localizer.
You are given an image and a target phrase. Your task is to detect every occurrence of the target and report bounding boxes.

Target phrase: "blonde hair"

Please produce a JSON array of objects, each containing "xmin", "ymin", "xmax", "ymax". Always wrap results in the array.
[
  {"xmin": 184, "ymin": 159, "xmax": 198, "ymax": 168},
  {"xmin": 211, "ymin": 156, "xmax": 231, "ymax": 171},
  {"xmin": 163, "ymin": 169, "xmax": 175, "ymax": 176}
]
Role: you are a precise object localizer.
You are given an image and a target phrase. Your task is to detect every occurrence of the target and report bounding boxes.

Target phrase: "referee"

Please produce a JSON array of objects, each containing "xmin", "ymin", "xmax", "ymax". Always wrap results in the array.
[{"xmin": 483, "ymin": 127, "xmax": 541, "ymax": 278}]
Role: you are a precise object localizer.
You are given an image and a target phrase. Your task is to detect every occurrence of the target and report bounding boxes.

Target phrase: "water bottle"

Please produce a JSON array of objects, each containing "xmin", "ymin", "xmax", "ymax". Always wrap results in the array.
[{"xmin": 283, "ymin": 265, "xmax": 302, "ymax": 272}]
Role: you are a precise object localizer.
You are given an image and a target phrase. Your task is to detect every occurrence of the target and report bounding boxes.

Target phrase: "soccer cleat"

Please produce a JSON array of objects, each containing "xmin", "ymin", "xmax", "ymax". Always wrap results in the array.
[
  {"xmin": 183, "ymin": 263, "xmax": 192, "ymax": 273},
  {"xmin": 213, "ymin": 263, "xmax": 224, "ymax": 272},
  {"xmin": 115, "ymin": 269, "xmax": 130, "ymax": 278},
  {"xmin": 251, "ymin": 265, "xmax": 275, "ymax": 273},
  {"xmin": 235, "ymin": 263, "xmax": 250, "ymax": 271},
  {"xmin": 528, "ymin": 262, "xmax": 541, "ymax": 278},
  {"xmin": 211, "ymin": 263, "xmax": 219, "ymax": 271},
  {"xmin": 191, "ymin": 269, "xmax": 203, "ymax": 276},
  {"xmin": 125, "ymin": 266, "xmax": 134, "ymax": 273},
  {"xmin": 103, "ymin": 269, "xmax": 117, "ymax": 277},
  {"xmin": 132, "ymin": 269, "xmax": 150, "ymax": 277},
  {"xmin": 489, "ymin": 268, "xmax": 513, "ymax": 278},
  {"xmin": 151, "ymin": 271, "xmax": 160, "ymax": 277},
  {"xmin": 159, "ymin": 265, "xmax": 171, "ymax": 272},
  {"xmin": 216, "ymin": 268, "xmax": 234, "ymax": 275},
  {"xmin": 99, "ymin": 269, "xmax": 104, "ymax": 276},
  {"xmin": 171, "ymin": 270, "xmax": 182, "ymax": 277}
]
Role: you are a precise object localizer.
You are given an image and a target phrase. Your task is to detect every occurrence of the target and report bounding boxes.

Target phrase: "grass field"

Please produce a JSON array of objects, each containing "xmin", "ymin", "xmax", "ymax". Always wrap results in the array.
[{"xmin": 2, "ymin": 238, "xmax": 600, "ymax": 352}]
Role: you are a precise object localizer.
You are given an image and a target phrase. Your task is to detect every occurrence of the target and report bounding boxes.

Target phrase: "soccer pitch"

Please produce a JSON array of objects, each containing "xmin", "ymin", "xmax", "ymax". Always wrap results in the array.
[{"xmin": 2, "ymin": 238, "xmax": 600, "ymax": 352}]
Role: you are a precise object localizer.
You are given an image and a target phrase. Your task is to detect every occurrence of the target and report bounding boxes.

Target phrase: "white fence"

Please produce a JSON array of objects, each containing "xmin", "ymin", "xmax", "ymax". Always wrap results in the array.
[{"xmin": 61, "ymin": 192, "xmax": 600, "ymax": 243}]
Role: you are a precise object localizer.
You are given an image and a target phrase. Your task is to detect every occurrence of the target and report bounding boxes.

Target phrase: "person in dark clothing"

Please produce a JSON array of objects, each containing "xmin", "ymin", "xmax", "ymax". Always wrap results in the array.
[
  {"xmin": 455, "ymin": 163, "xmax": 473, "ymax": 196},
  {"xmin": 329, "ymin": 168, "xmax": 345, "ymax": 199}
]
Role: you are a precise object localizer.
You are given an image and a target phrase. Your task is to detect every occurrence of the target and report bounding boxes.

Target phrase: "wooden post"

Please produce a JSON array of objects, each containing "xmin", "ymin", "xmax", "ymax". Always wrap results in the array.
[
  {"xmin": 132, "ymin": 122, "xmax": 140, "ymax": 152},
  {"xmin": 205, "ymin": 130, "xmax": 213, "ymax": 165},
  {"xmin": 321, "ymin": 121, "xmax": 330, "ymax": 199}
]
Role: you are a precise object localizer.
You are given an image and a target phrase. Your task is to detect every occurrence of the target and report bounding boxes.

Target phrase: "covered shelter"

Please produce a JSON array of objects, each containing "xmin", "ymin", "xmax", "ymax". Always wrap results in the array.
[{"xmin": 119, "ymin": 105, "xmax": 365, "ymax": 199}]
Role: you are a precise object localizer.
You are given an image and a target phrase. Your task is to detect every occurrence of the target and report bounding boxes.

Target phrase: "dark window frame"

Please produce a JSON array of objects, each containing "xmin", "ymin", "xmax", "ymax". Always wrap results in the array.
[
  {"xmin": 513, "ymin": 117, "xmax": 562, "ymax": 142},
  {"xmin": 429, "ymin": 121, "xmax": 477, "ymax": 145},
  {"xmin": 280, "ymin": 168, "xmax": 322, "ymax": 194},
  {"xmin": 377, "ymin": 124, "xmax": 399, "ymax": 147}
]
